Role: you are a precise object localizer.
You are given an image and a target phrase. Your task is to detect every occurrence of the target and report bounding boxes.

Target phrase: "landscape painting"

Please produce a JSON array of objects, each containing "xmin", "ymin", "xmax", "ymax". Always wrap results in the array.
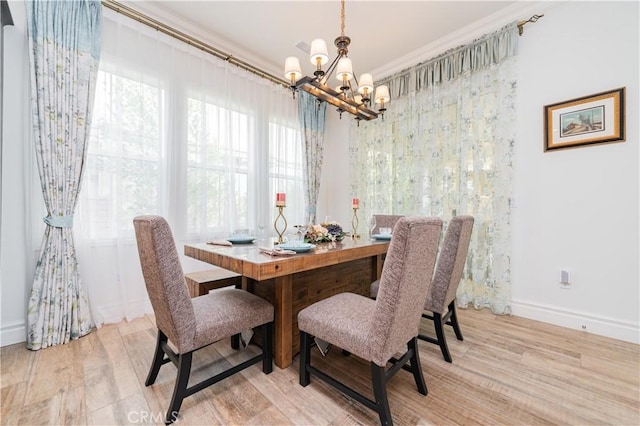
[{"xmin": 544, "ymin": 88, "xmax": 625, "ymax": 151}]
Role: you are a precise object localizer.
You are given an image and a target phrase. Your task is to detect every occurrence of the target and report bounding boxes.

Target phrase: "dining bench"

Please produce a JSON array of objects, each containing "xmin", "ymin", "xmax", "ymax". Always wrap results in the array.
[{"xmin": 184, "ymin": 268, "xmax": 242, "ymax": 298}]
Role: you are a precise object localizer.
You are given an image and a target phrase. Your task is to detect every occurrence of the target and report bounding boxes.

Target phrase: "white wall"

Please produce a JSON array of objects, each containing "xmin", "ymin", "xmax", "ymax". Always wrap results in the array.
[
  {"xmin": 511, "ymin": 1, "xmax": 639, "ymax": 342},
  {"xmin": 1, "ymin": 1, "xmax": 34, "ymax": 346}
]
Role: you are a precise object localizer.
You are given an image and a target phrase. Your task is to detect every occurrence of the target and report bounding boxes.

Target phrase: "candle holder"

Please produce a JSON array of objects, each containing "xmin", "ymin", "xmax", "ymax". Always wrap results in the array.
[
  {"xmin": 274, "ymin": 206, "xmax": 288, "ymax": 244},
  {"xmin": 351, "ymin": 207, "xmax": 360, "ymax": 238}
]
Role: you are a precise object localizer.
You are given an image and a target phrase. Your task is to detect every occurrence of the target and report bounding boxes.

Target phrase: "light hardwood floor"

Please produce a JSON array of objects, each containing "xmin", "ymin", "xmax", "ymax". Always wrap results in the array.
[{"xmin": 2, "ymin": 308, "xmax": 638, "ymax": 425}]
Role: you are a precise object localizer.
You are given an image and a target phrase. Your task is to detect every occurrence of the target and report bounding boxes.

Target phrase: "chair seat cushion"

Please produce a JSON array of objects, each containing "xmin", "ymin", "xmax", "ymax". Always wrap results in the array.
[
  {"xmin": 191, "ymin": 289, "xmax": 274, "ymax": 351},
  {"xmin": 298, "ymin": 292, "xmax": 375, "ymax": 361}
]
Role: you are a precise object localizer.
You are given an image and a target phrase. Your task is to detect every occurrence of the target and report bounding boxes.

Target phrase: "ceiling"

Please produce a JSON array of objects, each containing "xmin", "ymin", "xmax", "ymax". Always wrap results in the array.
[{"xmin": 134, "ymin": 1, "xmax": 536, "ymax": 81}]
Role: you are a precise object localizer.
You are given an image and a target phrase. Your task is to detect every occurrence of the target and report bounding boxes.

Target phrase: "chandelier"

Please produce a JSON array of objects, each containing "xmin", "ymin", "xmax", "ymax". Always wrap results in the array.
[{"xmin": 283, "ymin": 0, "xmax": 390, "ymax": 122}]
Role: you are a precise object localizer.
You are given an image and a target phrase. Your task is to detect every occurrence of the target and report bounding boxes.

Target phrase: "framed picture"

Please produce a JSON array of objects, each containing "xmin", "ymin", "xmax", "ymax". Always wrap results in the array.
[{"xmin": 544, "ymin": 87, "xmax": 625, "ymax": 152}]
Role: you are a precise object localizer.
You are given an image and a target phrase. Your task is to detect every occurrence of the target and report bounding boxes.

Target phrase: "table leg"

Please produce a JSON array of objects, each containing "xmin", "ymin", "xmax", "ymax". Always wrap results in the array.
[
  {"xmin": 273, "ymin": 275, "xmax": 293, "ymax": 369},
  {"xmin": 241, "ymin": 275, "xmax": 249, "ymax": 291},
  {"xmin": 373, "ymin": 253, "xmax": 384, "ymax": 281}
]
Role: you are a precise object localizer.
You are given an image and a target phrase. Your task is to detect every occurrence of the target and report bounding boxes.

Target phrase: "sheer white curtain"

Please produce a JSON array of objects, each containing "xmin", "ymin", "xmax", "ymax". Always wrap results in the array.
[
  {"xmin": 350, "ymin": 26, "xmax": 517, "ymax": 314},
  {"xmin": 75, "ymin": 9, "xmax": 303, "ymax": 325}
]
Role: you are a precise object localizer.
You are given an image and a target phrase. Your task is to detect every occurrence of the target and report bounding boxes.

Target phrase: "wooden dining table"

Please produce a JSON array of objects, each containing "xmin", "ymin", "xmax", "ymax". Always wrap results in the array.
[{"xmin": 184, "ymin": 237, "xmax": 390, "ymax": 369}]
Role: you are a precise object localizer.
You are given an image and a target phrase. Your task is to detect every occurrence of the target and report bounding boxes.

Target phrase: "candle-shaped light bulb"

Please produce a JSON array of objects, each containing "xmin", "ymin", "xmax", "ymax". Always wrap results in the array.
[
  {"xmin": 284, "ymin": 57, "xmax": 302, "ymax": 85},
  {"xmin": 335, "ymin": 57, "xmax": 353, "ymax": 81},
  {"xmin": 358, "ymin": 73, "xmax": 373, "ymax": 98},
  {"xmin": 375, "ymin": 85, "xmax": 390, "ymax": 105},
  {"xmin": 309, "ymin": 39, "xmax": 329, "ymax": 67}
]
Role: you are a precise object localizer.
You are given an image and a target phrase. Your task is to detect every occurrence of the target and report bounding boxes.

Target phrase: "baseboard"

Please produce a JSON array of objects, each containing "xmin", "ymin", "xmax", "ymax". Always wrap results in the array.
[
  {"xmin": 0, "ymin": 320, "xmax": 26, "ymax": 347},
  {"xmin": 0, "ymin": 299, "xmax": 152, "ymax": 348},
  {"xmin": 91, "ymin": 299, "xmax": 153, "ymax": 326},
  {"xmin": 511, "ymin": 299, "xmax": 639, "ymax": 344}
]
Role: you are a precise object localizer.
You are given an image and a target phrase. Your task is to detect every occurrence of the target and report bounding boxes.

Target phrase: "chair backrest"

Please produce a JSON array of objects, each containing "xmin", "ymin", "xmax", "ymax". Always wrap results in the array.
[
  {"xmin": 372, "ymin": 214, "xmax": 405, "ymax": 234},
  {"xmin": 133, "ymin": 215, "xmax": 196, "ymax": 352},
  {"xmin": 424, "ymin": 216, "xmax": 474, "ymax": 314},
  {"xmin": 369, "ymin": 216, "xmax": 442, "ymax": 366}
]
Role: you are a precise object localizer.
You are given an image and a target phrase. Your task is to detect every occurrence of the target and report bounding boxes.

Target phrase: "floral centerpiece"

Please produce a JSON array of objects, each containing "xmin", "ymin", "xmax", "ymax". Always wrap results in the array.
[{"xmin": 304, "ymin": 222, "xmax": 347, "ymax": 243}]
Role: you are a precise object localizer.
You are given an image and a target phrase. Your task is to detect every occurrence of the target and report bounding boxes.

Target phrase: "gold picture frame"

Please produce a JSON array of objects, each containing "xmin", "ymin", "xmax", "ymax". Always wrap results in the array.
[{"xmin": 544, "ymin": 87, "xmax": 625, "ymax": 152}]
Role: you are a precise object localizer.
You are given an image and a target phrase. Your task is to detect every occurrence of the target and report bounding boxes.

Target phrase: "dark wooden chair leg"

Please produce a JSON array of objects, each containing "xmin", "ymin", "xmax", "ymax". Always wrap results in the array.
[
  {"xmin": 300, "ymin": 331, "xmax": 311, "ymax": 386},
  {"xmin": 371, "ymin": 364, "xmax": 393, "ymax": 426},
  {"xmin": 408, "ymin": 337, "xmax": 428, "ymax": 395},
  {"xmin": 262, "ymin": 322, "xmax": 273, "ymax": 374},
  {"xmin": 166, "ymin": 352, "xmax": 192, "ymax": 425},
  {"xmin": 146, "ymin": 331, "xmax": 167, "ymax": 386},
  {"xmin": 230, "ymin": 283, "xmax": 245, "ymax": 350},
  {"xmin": 448, "ymin": 302, "xmax": 464, "ymax": 341},
  {"xmin": 434, "ymin": 313, "xmax": 452, "ymax": 363},
  {"xmin": 231, "ymin": 333, "xmax": 240, "ymax": 350}
]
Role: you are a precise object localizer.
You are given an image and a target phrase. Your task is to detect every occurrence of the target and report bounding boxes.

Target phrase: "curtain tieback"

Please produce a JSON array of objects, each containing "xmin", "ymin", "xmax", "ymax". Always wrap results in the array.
[{"xmin": 43, "ymin": 215, "xmax": 74, "ymax": 228}]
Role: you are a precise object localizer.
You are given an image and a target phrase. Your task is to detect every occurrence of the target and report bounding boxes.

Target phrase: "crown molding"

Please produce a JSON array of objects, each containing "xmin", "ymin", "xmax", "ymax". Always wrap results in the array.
[
  {"xmin": 107, "ymin": 1, "xmax": 552, "ymax": 87},
  {"xmin": 111, "ymin": 0, "xmax": 282, "ymax": 78},
  {"xmin": 372, "ymin": 1, "xmax": 549, "ymax": 81}
]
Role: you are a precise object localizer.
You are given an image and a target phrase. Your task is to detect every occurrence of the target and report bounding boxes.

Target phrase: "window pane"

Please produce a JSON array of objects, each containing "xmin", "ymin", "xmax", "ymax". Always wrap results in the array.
[
  {"xmin": 269, "ymin": 122, "xmax": 304, "ymax": 225},
  {"xmin": 186, "ymin": 98, "xmax": 250, "ymax": 234},
  {"xmin": 85, "ymin": 70, "xmax": 162, "ymax": 239}
]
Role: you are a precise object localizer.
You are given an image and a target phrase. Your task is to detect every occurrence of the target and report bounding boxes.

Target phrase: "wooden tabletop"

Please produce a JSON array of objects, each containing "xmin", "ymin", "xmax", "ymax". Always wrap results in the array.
[{"xmin": 184, "ymin": 237, "xmax": 390, "ymax": 281}]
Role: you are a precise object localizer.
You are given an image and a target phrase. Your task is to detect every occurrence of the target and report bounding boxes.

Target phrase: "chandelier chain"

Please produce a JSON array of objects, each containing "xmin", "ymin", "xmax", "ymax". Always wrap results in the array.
[{"xmin": 340, "ymin": 0, "xmax": 345, "ymax": 37}]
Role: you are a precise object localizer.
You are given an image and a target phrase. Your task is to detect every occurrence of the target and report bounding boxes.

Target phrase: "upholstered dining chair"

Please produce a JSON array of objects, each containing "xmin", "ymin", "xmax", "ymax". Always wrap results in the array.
[
  {"xmin": 370, "ymin": 215, "xmax": 474, "ymax": 363},
  {"xmin": 419, "ymin": 215, "xmax": 474, "ymax": 363},
  {"xmin": 133, "ymin": 215, "xmax": 274, "ymax": 425},
  {"xmin": 298, "ymin": 217, "xmax": 442, "ymax": 426},
  {"xmin": 372, "ymin": 214, "xmax": 404, "ymax": 234}
]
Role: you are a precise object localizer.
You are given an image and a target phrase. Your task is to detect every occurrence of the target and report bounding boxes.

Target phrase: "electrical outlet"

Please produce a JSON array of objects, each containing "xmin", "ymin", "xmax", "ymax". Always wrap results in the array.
[{"xmin": 560, "ymin": 269, "xmax": 571, "ymax": 288}]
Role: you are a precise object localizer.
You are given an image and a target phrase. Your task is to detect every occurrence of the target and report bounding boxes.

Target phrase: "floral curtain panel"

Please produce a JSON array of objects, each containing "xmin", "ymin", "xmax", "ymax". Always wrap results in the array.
[
  {"xmin": 350, "ymin": 24, "xmax": 518, "ymax": 314},
  {"xmin": 25, "ymin": 0, "xmax": 102, "ymax": 349},
  {"xmin": 298, "ymin": 91, "xmax": 327, "ymax": 224}
]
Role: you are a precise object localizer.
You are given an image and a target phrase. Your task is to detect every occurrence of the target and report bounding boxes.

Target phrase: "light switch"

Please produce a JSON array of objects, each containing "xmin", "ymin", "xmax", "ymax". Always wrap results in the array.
[{"xmin": 560, "ymin": 270, "xmax": 570, "ymax": 284}]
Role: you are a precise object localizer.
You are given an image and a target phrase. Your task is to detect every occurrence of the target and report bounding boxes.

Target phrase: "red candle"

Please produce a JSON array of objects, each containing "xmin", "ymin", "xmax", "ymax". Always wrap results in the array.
[
  {"xmin": 352, "ymin": 198, "xmax": 359, "ymax": 208},
  {"xmin": 276, "ymin": 192, "xmax": 286, "ymax": 207}
]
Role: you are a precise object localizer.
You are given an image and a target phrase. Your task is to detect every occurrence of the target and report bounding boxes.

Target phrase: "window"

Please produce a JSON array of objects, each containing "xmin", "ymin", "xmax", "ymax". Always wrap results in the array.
[{"xmin": 83, "ymin": 61, "xmax": 303, "ymax": 242}]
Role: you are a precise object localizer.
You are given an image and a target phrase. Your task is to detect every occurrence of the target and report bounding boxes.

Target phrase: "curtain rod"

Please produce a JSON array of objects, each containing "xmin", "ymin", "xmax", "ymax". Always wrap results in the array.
[
  {"xmin": 517, "ymin": 14, "xmax": 544, "ymax": 36},
  {"xmin": 100, "ymin": 0, "xmax": 289, "ymax": 89}
]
